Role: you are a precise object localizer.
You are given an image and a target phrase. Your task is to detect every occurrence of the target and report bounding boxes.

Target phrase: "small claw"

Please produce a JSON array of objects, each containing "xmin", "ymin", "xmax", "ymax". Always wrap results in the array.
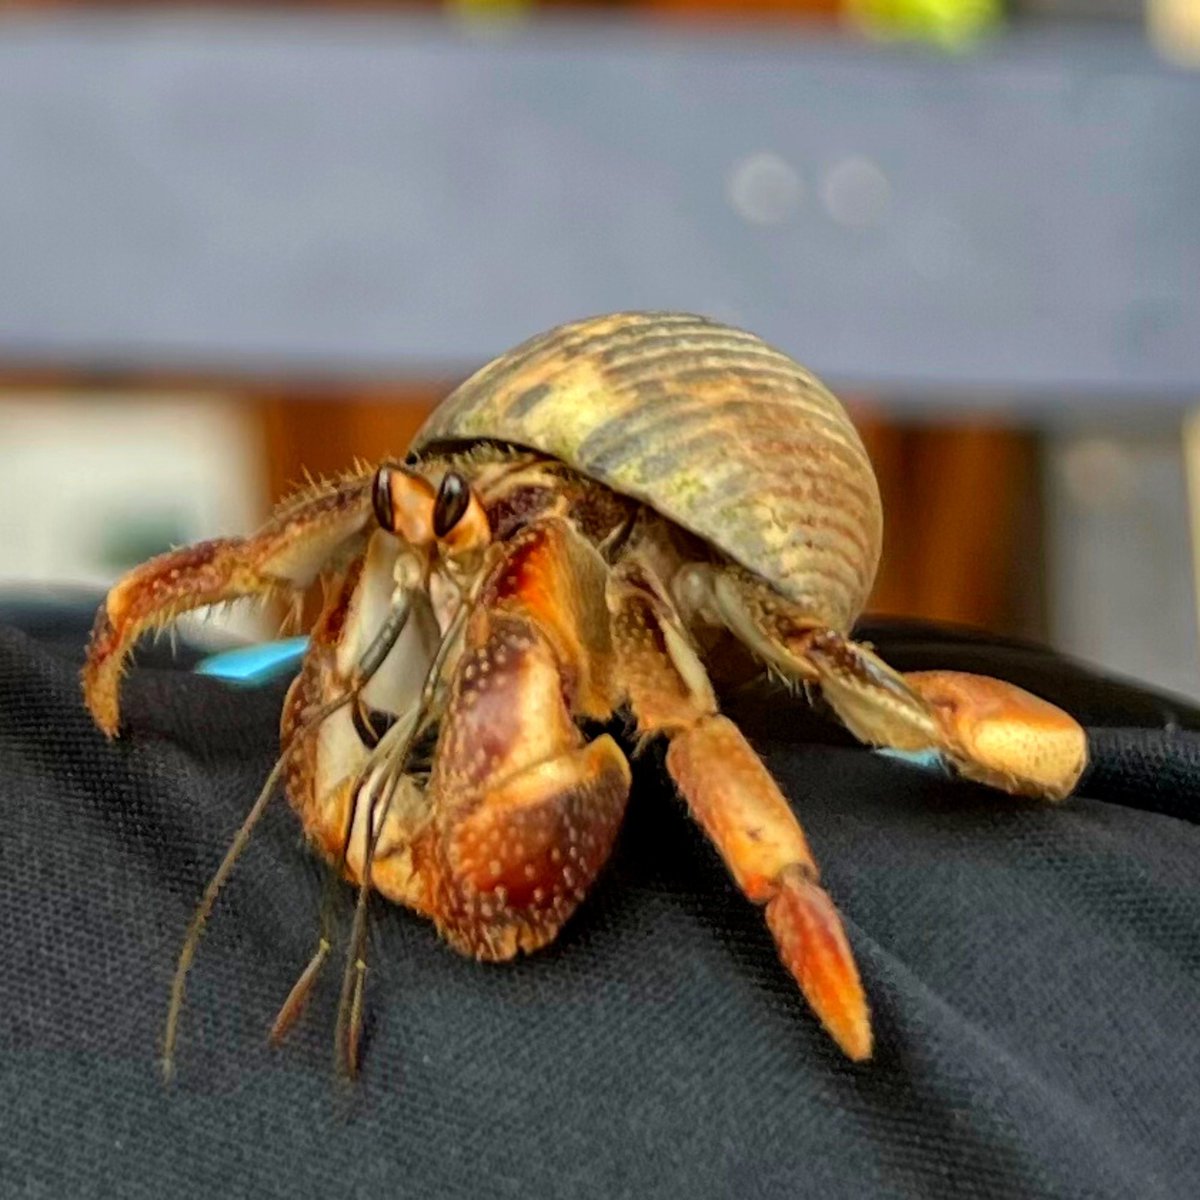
[{"xmin": 765, "ymin": 866, "xmax": 872, "ymax": 1062}]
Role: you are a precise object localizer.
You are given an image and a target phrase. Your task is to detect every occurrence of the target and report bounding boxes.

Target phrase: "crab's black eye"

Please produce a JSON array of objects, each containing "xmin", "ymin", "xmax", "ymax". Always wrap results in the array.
[
  {"xmin": 372, "ymin": 466, "xmax": 395, "ymax": 532},
  {"xmin": 433, "ymin": 471, "xmax": 471, "ymax": 538},
  {"xmin": 403, "ymin": 450, "xmax": 420, "ymax": 467}
]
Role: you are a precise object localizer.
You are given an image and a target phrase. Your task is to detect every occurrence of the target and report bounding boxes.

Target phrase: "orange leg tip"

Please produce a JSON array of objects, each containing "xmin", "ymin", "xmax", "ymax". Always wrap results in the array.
[
  {"xmin": 765, "ymin": 869, "xmax": 873, "ymax": 1062},
  {"xmin": 83, "ymin": 603, "xmax": 143, "ymax": 738},
  {"xmin": 81, "ymin": 665, "xmax": 121, "ymax": 739}
]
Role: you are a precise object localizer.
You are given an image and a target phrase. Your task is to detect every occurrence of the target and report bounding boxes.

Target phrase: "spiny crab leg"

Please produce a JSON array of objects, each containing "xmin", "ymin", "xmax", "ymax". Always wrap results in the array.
[
  {"xmin": 609, "ymin": 561, "xmax": 871, "ymax": 1061},
  {"xmin": 83, "ymin": 474, "xmax": 373, "ymax": 737},
  {"xmin": 161, "ymin": 580, "xmax": 416, "ymax": 1082},
  {"xmin": 678, "ymin": 566, "xmax": 1088, "ymax": 803}
]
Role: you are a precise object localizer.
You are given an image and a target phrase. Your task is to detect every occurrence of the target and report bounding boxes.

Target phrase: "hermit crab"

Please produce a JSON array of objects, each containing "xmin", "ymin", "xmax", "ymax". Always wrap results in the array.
[{"xmin": 82, "ymin": 311, "xmax": 1087, "ymax": 1075}]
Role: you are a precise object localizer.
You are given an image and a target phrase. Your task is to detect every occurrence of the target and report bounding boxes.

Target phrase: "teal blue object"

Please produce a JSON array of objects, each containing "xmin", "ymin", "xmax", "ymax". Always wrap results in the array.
[
  {"xmin": 195, "ymin": 636, "xmax": 310, "ymax": 686},
  {"xmin": 192, "ymin": 649, "xmax": 959, "ymax": 764},
  {"xmin": 872, "ymin": 747, "xmax": 947, "ymax": 774}
]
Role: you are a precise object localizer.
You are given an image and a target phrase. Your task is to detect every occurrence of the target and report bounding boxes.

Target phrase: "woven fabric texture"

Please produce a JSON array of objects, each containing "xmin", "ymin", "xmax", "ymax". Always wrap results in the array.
[{"xmin": 1, "ymin": 609, "xmax": 1198, "ymax": 1199}]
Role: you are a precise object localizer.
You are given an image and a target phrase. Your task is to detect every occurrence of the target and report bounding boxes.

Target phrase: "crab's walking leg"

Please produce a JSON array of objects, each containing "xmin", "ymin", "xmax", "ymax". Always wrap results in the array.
[
  {"xmin": 800, "ymin": 636, "xmax": 1088, "ymax": 801},
  {"xmin": 83, "ymin": 472, "xmax": 374, "ymax": 736},
  {"xmin": 414, "ymin": 518, "xmax": 632, "ymax": 962},
  {"xmin": 677, "ymin": 566, "xmax": 1088, "ymax": 802},
  {"xmin": 609, "ymin": 561, "xmax": 871, "ymax": 1062}
]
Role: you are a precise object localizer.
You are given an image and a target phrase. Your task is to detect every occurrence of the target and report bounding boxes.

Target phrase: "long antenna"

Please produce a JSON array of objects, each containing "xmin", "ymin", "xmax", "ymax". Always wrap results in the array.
[
  {"xmin": 163, "ymin": 588, "xmax": 417, "ymax": 1081},
  {"xmin": 161, "ymin": 691, "xmax": 348, "ymax": 1081}
]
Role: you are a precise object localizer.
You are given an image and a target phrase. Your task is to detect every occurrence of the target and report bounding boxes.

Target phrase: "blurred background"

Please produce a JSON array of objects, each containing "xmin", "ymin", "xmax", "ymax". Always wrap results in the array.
[{"xmin": 1, "ymin": 0, "xmax": 1198, "ymax": 696}]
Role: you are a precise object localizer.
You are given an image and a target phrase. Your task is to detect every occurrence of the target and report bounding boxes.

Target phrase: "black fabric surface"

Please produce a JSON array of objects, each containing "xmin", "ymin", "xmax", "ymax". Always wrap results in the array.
[{"xmin": 2, "ymin": 602, "xmax": 1199, "ymax": 1199}]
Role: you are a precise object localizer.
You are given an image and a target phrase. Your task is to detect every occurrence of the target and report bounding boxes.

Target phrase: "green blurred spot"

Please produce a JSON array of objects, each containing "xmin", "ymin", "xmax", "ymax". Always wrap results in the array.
[
  {"xmin": 848, "ymin": 0, "xmax": 1002, "ymax": 50},
  {"xmin": 447, "ymin": 0, "xmax": 535, "ymax": 22},
  {"xmin": 96, "ymin": 514, "xmax": 195, "ymax": 573}
]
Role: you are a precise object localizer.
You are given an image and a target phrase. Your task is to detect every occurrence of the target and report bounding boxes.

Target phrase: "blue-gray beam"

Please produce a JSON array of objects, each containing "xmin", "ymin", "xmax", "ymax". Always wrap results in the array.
[{"xmin": 1, "ymin": 14, "xmax": 1198, "ymax": 408}]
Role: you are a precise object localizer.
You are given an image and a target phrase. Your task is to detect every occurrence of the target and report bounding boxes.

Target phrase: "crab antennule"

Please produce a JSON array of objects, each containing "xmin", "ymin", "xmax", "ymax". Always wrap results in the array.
[
  {"xmin": 161, "ymin": 690, "xmax": 353, "ymax": 1080},
  {"xmin": 333, "ymin": 601, "xmax": 469, "ymax": 1076}
]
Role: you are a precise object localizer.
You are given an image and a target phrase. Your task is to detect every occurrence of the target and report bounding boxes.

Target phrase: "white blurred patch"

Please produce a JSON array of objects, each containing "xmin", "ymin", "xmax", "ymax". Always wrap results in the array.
[
  {"xmin": 0, "ymin": 394, "xmax": 269, "ymax": 646},
  {"xmin": 1058, "ymin": 436, "xmax": 1140, "ymax": 513},
  {"xmin": 1149, "ymin": 0, "xmax": 1200, "ymax": 68},
  {"xmin": 726, "ymin": 152, "xmax": 805, "ymax": 227},
  {"xmin": 820, "ymin": 155, "xmax": 892, "ymax": 230}
]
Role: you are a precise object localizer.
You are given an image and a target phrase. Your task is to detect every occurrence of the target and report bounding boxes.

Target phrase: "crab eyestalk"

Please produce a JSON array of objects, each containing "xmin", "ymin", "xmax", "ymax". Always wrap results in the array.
[{"xmin": 371, "ymin": 464, "xmax": 491, "ymax": 561}]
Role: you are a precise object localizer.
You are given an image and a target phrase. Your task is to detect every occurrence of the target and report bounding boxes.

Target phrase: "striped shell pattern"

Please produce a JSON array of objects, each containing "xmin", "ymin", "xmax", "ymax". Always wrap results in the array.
[{"xmin": 413, "ymin": 312, "xmax": 882, "ymax": 632}]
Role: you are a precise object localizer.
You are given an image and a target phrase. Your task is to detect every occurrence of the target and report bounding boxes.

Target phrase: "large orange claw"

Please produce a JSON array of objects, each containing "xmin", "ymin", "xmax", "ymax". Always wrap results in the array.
[{"xmin": 413, "ymin": 519, "xmax": 631, "ymax": 961}]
